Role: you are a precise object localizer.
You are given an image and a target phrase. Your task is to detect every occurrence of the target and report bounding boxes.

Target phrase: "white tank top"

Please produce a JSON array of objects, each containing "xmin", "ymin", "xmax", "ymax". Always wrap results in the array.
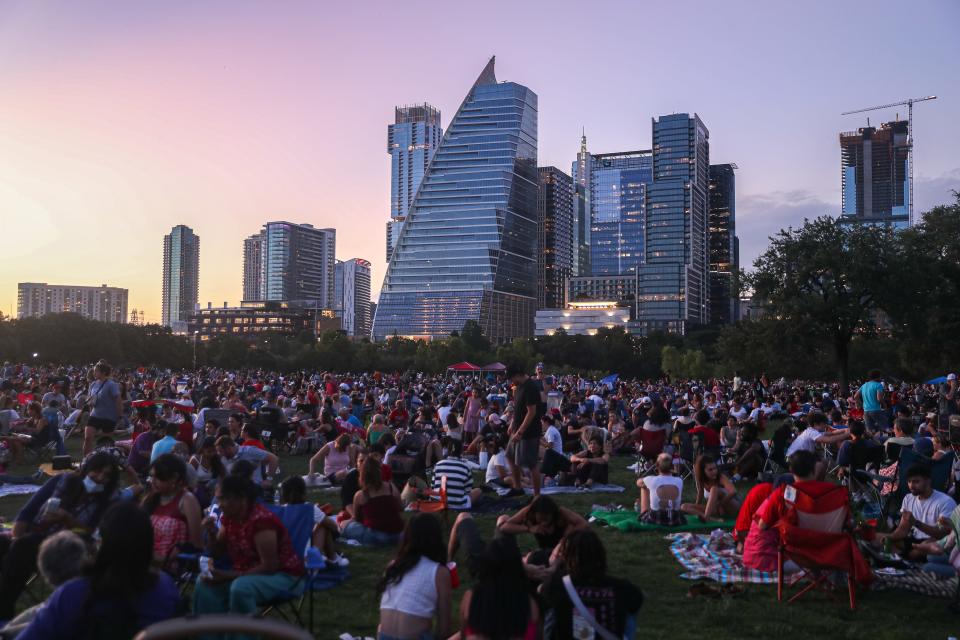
[{"xmin": 380, "ymin": 556, "xmax": 439, "ymax": 618}]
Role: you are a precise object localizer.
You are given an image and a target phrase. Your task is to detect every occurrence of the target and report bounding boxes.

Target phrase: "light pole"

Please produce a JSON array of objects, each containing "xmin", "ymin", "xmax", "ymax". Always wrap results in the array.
[{"xmin": 193, "ymin": 331, "xmax": 199, "ymax": 370}]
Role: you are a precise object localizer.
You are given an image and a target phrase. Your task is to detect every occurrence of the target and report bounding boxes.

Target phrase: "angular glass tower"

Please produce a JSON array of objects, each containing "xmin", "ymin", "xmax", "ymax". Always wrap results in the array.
[
  {"xmin": 373, "ymin": 57, "xmax": 538, "ymax": 342},
  {"xmin": 162, "ymin": 224, "xmax": 199, "ymax": 334}
]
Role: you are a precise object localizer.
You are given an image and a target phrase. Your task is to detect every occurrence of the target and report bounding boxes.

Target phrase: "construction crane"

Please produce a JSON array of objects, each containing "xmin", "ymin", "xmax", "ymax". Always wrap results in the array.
[{"xmin": 842, "ymin": 95, "xmax": 937, "ymax": 226}]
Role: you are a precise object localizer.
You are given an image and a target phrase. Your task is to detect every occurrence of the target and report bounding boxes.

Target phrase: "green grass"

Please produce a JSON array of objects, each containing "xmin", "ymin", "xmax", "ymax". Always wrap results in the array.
[{"xmin": 1, "ymin": 440, "xmax": 957, "ymax": 639}]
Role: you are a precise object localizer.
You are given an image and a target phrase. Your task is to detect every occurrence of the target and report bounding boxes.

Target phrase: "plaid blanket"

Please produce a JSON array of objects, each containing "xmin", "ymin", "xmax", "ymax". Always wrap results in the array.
[
  {"xmin": 667, "ymin": 532, "xmax": 778, "ymax": 584},
  {"xmin": 871, "ymin": 569, "xmax": 958, "ymax": 598}
]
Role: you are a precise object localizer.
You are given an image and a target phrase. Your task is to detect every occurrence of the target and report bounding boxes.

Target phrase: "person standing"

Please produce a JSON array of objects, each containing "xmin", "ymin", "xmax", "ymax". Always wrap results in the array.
[
  {"xmin": 855, "ymin": 369, "xmax": 887, "ymax": 433},
  {"xmin": 506, "ymin": 364, "xmax": 544, "ymax": 498},
  {"xmin": 83, "ymin": 362, "xmax": 122, "ymax": 456}
]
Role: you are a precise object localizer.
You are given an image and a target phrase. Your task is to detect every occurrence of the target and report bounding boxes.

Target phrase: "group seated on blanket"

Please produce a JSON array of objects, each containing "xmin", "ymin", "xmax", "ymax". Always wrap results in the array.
[
  {"xmin": 636, "ymin": 453, "xmax": 685, "ymax": 526},
  {"xmin": 680, "ymin": 454, "xmax": 741, "ymax": 523}
]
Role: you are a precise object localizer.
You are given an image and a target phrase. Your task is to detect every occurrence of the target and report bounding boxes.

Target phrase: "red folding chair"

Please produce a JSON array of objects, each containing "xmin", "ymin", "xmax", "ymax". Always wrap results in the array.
[
  {"xmin": 410, "ymin": 474, "xmax": 449, "ymax": 524},
  {"xmin": 634, "ymin": 429, "xmax": 666, "ymax": 476},
  {"xmin": 776, "ymin": 483, "xmax": 874, "ymax": 610}
]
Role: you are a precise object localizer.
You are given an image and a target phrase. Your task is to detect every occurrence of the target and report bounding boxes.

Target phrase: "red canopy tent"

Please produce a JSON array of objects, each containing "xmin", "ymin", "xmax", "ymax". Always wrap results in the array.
[
  {"xmin": 480, "ymin": 362, "xmax": 507, "ymax": 372},
  {"xmin": 446, "ymin": 362, "xmax": 481, "ymax": 372}
]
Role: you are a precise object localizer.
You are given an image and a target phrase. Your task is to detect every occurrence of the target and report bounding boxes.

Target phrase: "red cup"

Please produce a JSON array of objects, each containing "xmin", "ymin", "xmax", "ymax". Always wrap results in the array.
[{"xmin": 447, "ymin": 562, "xmax": 460, "ymax": 589}]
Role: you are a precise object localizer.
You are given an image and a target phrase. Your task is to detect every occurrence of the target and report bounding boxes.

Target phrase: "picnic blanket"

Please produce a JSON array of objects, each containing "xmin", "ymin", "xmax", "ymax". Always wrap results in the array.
[
  {"xmin": 871, "ymin": 568, "xmax": 958, "ymax": 598},
  {"xmin": 667, "ymin": 532, "xmax": 778, "ymax": 584},
  {"xmin": 495, "ymin": 483, "xmax": 625, "ymax": 497},
  {"xmin": 0, "ymin": 484, "xmax": 41, "ymax": 498},
  {"xmin": 590, "ymin": 510, "xmax": 736, "ymax": 533}
]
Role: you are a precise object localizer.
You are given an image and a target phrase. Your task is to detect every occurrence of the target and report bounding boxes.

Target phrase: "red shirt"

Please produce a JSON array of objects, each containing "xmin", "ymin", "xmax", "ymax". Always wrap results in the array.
[
  {"xmin": 757, "ymin": 480, "xmax": 837, "ymax": 528},
  {"xmin": 241, "ymin": 439, "xmax": 266, "ymax": 450},
  {"xmin": 689, "ymin": 425, "xmax": 721, "ymax": 448},
  {"xmin": 221, "ymin": 503, "xmax": 304, "ymax": 576}
]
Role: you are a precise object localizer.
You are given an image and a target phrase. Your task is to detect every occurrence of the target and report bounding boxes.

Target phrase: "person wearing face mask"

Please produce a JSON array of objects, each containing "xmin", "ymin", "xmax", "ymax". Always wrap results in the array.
[{"xmin": 0, "ymin": 451, "xmax": 138, "ymax": 620}]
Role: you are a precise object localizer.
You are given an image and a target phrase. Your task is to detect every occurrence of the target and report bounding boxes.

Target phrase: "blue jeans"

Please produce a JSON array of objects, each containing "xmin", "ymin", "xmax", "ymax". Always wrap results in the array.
[
  {"xmin": 864, "ymin": 410, "xmax": 888, "ymax": 433},
  {"xmin": 341, "ymin": 520, "xmax": 401, "ymax": 546},
  {"xmin": 194, "ymin": 572, "xmax": 303, "ymax": 640},
  {"xmin": 922, "ymin": 554, "xmax": 956, "ymax": 578}
]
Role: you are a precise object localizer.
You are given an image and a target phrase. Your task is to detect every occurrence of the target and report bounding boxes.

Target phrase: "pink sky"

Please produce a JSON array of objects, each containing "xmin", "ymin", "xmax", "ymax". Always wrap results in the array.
[{"xmin": 1, "ymin": 1, "xmax": 958, "ymax": 322}]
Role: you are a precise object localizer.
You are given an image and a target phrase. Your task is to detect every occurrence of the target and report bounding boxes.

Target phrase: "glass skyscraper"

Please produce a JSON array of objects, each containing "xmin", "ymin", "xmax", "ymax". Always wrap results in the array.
[
  {"xmin": 386, "ymin": 104, "xmax": 442, "ymax": 262},
  {"xmin": 537, "ymin": 167, "xmax": 574, "ymax": 309},
  {"xmin": 373, "ymin": 57, "xmax": 538, "ymax": 342},
  {"xmin": 571, "ymin": 132, "xmax": 591, "ymax": 276},
  {"xmin": 636, "ymin": 113, "xmax": 711, "ymax": 334},
  {"xmin": 335, "ymin": 258, "xmax": 372, "ymax": 338},
  {"xmin": 244, "ymin": 222, "xmax": 336, "ymax": 309},
  {"xmin": 708, "ymin": 163, "xmax": 739, "ymax": 325},
  {"xmin": 161, "ymin": 224, "xmax": 199, "ymax": 333},
  {"xmin": 584, "ymin": 150, "xmax": 652, "ymax": 276},
  {"xmin": 839, "ymin": 120, "xmax": 910, "ymax": 229}
]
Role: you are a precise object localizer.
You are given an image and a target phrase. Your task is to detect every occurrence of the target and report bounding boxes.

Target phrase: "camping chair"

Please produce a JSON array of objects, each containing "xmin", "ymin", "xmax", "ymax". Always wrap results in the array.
[
  {"xmin": 409, "ymin": 474, "xmax": 449, "ymax": 524},
  {"xmin": 260, "ymin": 503, "xmax": 315, "ymax": 627},
  {"xmin": 761, "ymin": 423, "xmax": 792, "ymax": 480},
  {"xmin": 856, "ymin": 449, "xmax": 955, "ymax": 523},
  {"xmin": 634, "ymin": 429, "xmax": 666, "ymax": 477},
  {"xmin": 776, "ymin": 483, "xmax": 873, "ymax": 610}
]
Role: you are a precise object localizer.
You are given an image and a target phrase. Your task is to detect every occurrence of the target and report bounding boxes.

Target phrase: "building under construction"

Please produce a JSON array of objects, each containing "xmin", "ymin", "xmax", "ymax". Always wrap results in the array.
[{"xmin": 840, "ymin": 120, "xmax": 910, "ymax": 228}]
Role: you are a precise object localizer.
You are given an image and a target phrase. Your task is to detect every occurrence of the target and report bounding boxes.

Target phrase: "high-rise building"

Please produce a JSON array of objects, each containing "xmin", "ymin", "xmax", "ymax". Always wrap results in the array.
[
  {"xmin": 839, "ymin": 120, "xmax": 910, "ymax": 228},
  {"xmin": 582, "ymin": 149, "xmax": 653, "ymax": 277},
  {"xmin": 537, "ymin": 167, "xmax": 575, "ymax": 309},
  {"xmin": 373, "ymin": 57, "xmax": 538, "ymax": 342},
  {"xmin": 335, "ymin": 258, "xmax": 372, "ymax": 338},
  {"xmin": 17, "ymin": 283, "xmax": 128, "ymax": 323},
  {"xmin": 708, "ymin": 163, "xmax": 739, "ymax": 325},
  {"xmin": 386, "ymin": 104, "xmax": 443, "ymax": 262},
  {"xmin": 247, "ymin": 222, "xmax": 336, "ymax": 308},
  {"xmin": 635, "ymin": 113, "xmax": 711, "ymax": 334},
  {"xmin": 571, "ymin": 132, "xmax": 591, "ymax": 276},
  {"xmin": 162, "ymin": 225, "xmax": 200, "ymax": 333},
  {"xmin": 242, "ymin": 233, "xmax": 264, "ymax": 301}
]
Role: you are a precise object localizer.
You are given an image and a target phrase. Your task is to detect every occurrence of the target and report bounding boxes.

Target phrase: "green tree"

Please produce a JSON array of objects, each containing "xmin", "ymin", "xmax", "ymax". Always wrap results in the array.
[{"xmin": 750, "ymin": 216, "xmax": 891, "ymax": 395}]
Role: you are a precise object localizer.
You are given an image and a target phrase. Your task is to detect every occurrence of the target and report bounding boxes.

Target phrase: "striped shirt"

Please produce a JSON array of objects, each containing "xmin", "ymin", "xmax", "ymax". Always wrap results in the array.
[{"xmin": 432, "ymin": 458, "xmax": 473, "ymax": 510}]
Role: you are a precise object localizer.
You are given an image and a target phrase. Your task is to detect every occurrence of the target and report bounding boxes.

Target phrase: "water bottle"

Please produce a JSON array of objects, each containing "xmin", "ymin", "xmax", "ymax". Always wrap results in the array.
[{"xmin": 478, "ymin": 450, "xmax": 489, "ymax": 469}]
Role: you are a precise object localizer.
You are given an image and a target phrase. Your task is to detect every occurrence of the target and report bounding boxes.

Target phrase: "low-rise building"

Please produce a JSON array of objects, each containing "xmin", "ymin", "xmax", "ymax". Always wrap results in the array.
[
  {"xmin": 187, "ymin": 300, "xmax": 340, "ymax": 341},
  {"xmin": 535, "ymin": 301, "xmax": 632, "ymax": 336}
]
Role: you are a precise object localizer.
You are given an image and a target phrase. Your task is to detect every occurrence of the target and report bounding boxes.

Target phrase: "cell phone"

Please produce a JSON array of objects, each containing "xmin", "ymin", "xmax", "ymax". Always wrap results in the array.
[{"xmin": 199, "ymin": 555, "xmax": 213, "ymax": 579}]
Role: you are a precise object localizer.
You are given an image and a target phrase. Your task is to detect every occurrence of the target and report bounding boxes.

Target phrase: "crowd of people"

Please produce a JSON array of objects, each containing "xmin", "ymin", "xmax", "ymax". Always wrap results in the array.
[{"xmin": 0, "ymin": 359, "xmax": 957, "ymax": 638}]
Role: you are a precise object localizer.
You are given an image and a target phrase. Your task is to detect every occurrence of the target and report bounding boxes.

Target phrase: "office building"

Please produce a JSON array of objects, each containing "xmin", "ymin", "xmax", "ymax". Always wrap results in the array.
[
  {"xmin": 161, "ymin": 225, "xmax": 200, "ymax": 333},
  {"xmin": 244, "ymin": 222, "xmax": 336, "ymax": 309},
  {"xmin": 571, "ymin": 132, "xmax": 591, "ymax": 276},
  {"xmin": 840, "ymin": 120, "xmax": 910, "ymax": 228},
  {"xmin": 567, "ymin": 274, "xmax": 639, "ymax": 318},
  {"xmin": 708, "ymin": 163, "xmax": 739, "ymax": 325},
  {"xmin": 387, "ymin": 104, "xmax": 443, "ymax": 261},
  {"xmin": 537, "ymin": 167, "xmax": 575, "ymax": 309},
  {"xmin": 373, "ymin": 57, "xmax": 538, "ymax": 342},
  {"xmin": 187, "ymin": 301, "xmax": 340, "ymax": 342},
  {"xmin": 335, "ymin": 258, "xmax": 372, "ymax": 338},
  {"xmin": 635, "ymin": 113, "xmax": 711, "ymax": 334},
  {"xmin": 535, "ymin": 301, "xmax": 632, "ymax": 337},
  {"xmin": 242, "ymin": 233, "xmax": 264, "ymax": 301},
  {"xmin": 17, "ymin": 283, "xmax": 128, "ymax": 323}
]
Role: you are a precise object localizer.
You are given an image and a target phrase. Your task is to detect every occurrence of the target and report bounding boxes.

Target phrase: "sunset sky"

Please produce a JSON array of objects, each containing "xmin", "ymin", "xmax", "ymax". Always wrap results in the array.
[{"xmin": 1, "ymin": 0, "xmax": 957, "ymax": 323}]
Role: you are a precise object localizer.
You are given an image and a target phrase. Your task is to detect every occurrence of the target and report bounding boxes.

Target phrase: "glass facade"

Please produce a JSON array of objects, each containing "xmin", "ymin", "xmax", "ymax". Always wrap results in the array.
[
  {"xmin": 387, "ymin": 104, "xmax": 442, "ymax": 262},
  {"xmin": 636, "ymin": 113, "xmax": 710, "ymax": 334},
  {"xmin": 537, "ymin": 167, "xmax": 574, "ymax": 309},
  {"xmin": 373, "ymin": 57, "xmax": 538, "ymax": 342},
  {"xmin": 334, "ymin": 258, "xmax": 372, "ymax": 338},
  {"xmin": 587, "ymin": 152, "xmax": 652, "ymax": 276},
  {"xmin": 839, "ymin": 120, "xmax": 910, "ymax": 227},
  {"xmin": 162, "ymin": 225, "xmax": 199, "ymax": 332},
  {"xmin": 257, "ymin": 222, "xmax": 336, "ymax": 309},
  {"xmin": 708, "ymin": 163, "xmax": 738, "ymax": 325}
]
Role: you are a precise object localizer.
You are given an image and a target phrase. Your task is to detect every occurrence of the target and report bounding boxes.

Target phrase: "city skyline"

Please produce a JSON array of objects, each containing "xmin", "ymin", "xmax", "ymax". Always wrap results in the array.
[{"xmin": 0, "ymin": 1, "xmax": 957, "ymax": 322}]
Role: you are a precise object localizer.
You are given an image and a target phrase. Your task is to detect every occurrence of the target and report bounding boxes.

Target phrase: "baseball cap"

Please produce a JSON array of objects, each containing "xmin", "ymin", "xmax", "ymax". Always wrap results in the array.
[
  {"xmin": 822, "ymin": 393, "xmax": 830, "ymax": 399},
  {"xmin": 948, "ymin": 373, "xmax": 957, "ymax": 381}
]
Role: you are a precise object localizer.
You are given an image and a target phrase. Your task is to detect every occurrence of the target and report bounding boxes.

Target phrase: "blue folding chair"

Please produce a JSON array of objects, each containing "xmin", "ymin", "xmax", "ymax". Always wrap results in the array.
[{"xmin": 259, "ymin": 503, "xmax": 315, "ymax": 628}]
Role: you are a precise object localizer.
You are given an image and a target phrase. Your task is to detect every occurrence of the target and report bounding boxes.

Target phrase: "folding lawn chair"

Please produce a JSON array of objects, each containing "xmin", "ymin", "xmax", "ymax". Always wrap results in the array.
[
  {"xmin": 776, "ymin": 483, "xmax": 874, "ymax": 610},
  {"xmin": 634, "ymin": 429, "xmax": 666, "ymax": 477},
  {"xmin": 409, "ymin": 474, "xmax": 449, "ymax": 524},
  {"xmin": 260, "ymin": 503, "xmax": 314, "ymax": 627}
]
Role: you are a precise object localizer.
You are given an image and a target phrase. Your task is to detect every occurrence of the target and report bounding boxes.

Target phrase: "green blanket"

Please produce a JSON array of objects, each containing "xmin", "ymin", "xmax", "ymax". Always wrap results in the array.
[{"xmin": 590, "ymin": 510, "xmax": 737, "ymax": 533}]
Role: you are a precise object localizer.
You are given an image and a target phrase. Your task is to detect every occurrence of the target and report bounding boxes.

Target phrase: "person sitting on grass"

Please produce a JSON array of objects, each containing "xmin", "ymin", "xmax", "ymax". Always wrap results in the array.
[
  {"xmin": 376, "ymin": 513, "xmax": 451, "ymax": 640},
  {"xmin": 307, "ymin": 433, "xmax": 358, "ymax": 485},
  {"xmin": 16, "ymin": 502, "xmax": 179, "ymax": 640},
  {"xmin": 141, "ymin": 453, "xmax": 203, "ymax": 565},
  {"xmin": 835, "ymin": 420, "xmax": 882, "ymax": 479},
  {"xmin": 636, "ymin": 453, "xmax": 685, "ymax": 526},
  {"xmin": 452, "ymin": 536, "xmax": 540, "ymax": 640},
  {"xmin": 541, "ymin": 529, "xmax": 643, "ymax": 640},
  {"xmin": 431, "ymin": 438, "xmax": 482, "ymax": 510},
  {"xmin": 784, "ymin": 411, "xmax": 850, "ymax": 480},
  {"xmin": 680, "ymin": 454, "xmax": 740, "ymax": 523},
  {"xmin": 484, "ymin": 435, "xmax": 518, "ymax": 491},
  {"xmin": 496, "ymin": 495, "xmax": 587, "ymax": 579},
  {"xmin": 340, "ymin": 456, "xmax": 404, "ymax": 547},
  {"xmin": 730, "ymin": 422, "xmax": 766, "ymax": 480},
  {"xmin": 279, "ymin": 475, "xmax": 349, "ymax": 567},
  {"xmin": 874, "ymin": 464, "xmax": 957, "ymax": 562},
  {"xmin": 568, "ymin": 435, "xmax": 609, "ymax": 488}
]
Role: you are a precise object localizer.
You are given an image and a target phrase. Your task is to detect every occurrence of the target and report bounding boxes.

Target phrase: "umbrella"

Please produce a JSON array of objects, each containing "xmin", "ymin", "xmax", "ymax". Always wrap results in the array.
[{"xmin": 600, "ymin": 374, "xmax": 619, "ymax": 389}]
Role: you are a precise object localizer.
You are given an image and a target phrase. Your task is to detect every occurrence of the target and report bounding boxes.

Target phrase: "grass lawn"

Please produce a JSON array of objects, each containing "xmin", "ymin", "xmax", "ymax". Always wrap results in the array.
[{"xmin": 0, "ymin": 438, "xmax": 957, "ymax": 639}]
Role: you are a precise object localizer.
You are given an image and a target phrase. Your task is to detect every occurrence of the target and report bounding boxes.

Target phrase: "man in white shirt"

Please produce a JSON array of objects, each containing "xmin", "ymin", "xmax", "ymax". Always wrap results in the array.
[
  {"xmin": 729, "ymin": 400, "xmax": 748, "ymax": 422},
  {"xmin": 876, "ymin": 464, "xmax": 957, "ymax": 561},
  {"xmin": 785, "ymin": 412, "xmax": 850, "ymax": 479},
  {"xmin": 539, "ymin": 414, "xmax": 570, "ymax": 481}
]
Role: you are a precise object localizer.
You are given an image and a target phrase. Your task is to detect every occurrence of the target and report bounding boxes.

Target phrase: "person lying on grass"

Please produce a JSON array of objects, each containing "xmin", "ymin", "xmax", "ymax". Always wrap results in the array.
[{"xmin": 680, "ymin": 454, "xmax": 740, "ymax": 522}]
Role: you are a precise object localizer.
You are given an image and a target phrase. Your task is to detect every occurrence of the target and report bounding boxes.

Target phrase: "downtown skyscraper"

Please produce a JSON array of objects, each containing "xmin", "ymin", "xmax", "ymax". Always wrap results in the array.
[
  {"xmin": 161, "ymin": 224, "xmax": 199, "ymax": 333},
  {"xmin": 373, "ymin": 57, "xmax": 538, "ymax": 342},
  {"xmin": 386, "ymin": 104, "xmax": 442, "ymax": 262},
  {"xmin": 708, "ymin": 163, "xmax": 739, "ymax": 325},
  {"xmin": 335, "ymin": 258, "xmax": 372, "ymax": 338},
  {"xmin": 839, "ymin": 120, "xmax": 910, "ymax": 228},
  {"xmin": 242, "ymin": 222, "xmax": 336, "ymax": 308},
  {"xmin": 537, "ymin": 167, "xmax": 575, "ymax": 309}
]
